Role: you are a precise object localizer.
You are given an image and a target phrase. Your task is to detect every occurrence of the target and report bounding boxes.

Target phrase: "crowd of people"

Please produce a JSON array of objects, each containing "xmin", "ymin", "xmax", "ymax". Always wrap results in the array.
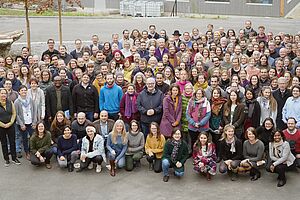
[{"xmin": 0, "ymin": 20, "xmax": 299, "ymax": 187}]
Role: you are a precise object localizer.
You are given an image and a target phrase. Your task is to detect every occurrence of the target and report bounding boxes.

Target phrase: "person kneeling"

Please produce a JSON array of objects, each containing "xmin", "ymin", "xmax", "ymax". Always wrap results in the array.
[
  {"xmin": 77, "ymin": 125, "xmax": 106, "ymax": 173},
  {"xmin": 162, "ymin": 129, "xmax": 189, "ymax": 182},
  {"xmin": 192, "ymin": 132, "xmax": 217, "ymax": 181},
  {"xmin": 30, "ymin": 122, "xmax": 53, "ymax": 169},
  {"xmin": 57, "ymin": 125, "xmax": 79, "ymax": 172},
  {"xmin": 107, "ymin": 120, "xmax": 128, "ymax": 176},
  {"xmin": 125, "ymin": 120, "xmax": 145, "ymax": 171}
]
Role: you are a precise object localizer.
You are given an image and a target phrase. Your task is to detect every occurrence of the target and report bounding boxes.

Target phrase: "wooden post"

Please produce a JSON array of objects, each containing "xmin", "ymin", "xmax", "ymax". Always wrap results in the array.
[
  {"xmin": 58, "ymin": 0, "xmax": 63, "ymax": 45},
  {"xmin": 24, "ymin": 0, "xmax": 31, "ymax": 52},
  {"xmin": 280, "ymin": 0, "xmax": 285, "ymax": 17}
]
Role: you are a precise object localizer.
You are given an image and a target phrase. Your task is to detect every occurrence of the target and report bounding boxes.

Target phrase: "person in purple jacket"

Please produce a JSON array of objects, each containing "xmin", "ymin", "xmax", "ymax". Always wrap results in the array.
[
  {"xmin": 154, "ymin": 38, "xmax": 169, "ymax": 62},
  {"xmin": 160, "ymin": 84, "xmax": 182, "ymax": 139}
]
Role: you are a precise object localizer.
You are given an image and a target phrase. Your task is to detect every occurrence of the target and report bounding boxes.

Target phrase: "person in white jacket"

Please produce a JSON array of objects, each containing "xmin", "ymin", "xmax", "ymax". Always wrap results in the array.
[{"xmin": 77, "ymin": 125, "xmax": 106, "ymax": 173}]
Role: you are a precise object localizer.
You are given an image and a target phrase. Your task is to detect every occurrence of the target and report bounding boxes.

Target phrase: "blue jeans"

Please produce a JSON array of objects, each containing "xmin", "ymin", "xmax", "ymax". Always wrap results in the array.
[
  {"xmin": 162, "ymin": 158, "xmax": 184, "ymax": 177},
  {"xmin": 140, "ymin": 122, "xmax": 150, "ymax": 139},
  {"xmin": 19, "ymin": 124, "xmax": 33, "ymax": 153},
  {"xmin": 85, "ymin": 112, "xmax": 94, "ymax": 122},
  {"xmin": 15, "ymin": 123, "xmax": 21, "ymax": 153},
  {"xmin": 50, "ymin": 146, "xmax": 58, "ymax": 155},
  {"xmin": 108, "ymin": 151, "xmax": 125, "ymax": 168}
]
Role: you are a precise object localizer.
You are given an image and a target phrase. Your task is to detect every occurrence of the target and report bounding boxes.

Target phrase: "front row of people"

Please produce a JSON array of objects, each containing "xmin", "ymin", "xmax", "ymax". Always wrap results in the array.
[{"xmin": 0, "ymin": 97, "xmax": 297, "ymax": 187}]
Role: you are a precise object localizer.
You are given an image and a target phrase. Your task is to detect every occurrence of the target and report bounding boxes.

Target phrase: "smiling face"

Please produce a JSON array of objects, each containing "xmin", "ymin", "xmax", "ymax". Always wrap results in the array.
[
  {"xmin": 172, "ymin": 130, "xmax": 181, "ymax": 141},
  {"xmin": 199, "ymin": 133, "xmax": 208, "ymax": 146},
  {"xmin": 273, "ymin": 131, "xmax": 282, "ymax": 143},
  {"xmin": 225, "ymin": 128, "xmax": 234, "ymax": 140}
]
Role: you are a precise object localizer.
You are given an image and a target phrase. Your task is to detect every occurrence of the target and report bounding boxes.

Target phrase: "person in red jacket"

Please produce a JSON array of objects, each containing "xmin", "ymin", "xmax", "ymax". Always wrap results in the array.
[{"xmin": 283, "ymin": 117, "xmax": 300, "ymax": 168}]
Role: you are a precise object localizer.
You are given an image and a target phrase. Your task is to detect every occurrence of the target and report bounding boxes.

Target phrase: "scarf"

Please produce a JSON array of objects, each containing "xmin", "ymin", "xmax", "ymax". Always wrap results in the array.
[
  {"xmin": 273, "ymin": 140, "xmax": 284, "ymax": 158},
  {"xmin": 183, "ymin": 91, "xmax": 193, "ymax": 98},
  {"xmin": 196, "ymin": 81, "xmax": 208, "ymax": 90},
  {"xmin": 18, "ymin": 95, "xmax": 31, "ymax": 108},
  {"xmin": 124, "ymin": 93, "xmax": 138, "ymax": 118},
  {"xmin": 172, "ymin": 96, "xmax": 179, "ymax": 112},
  {"xmin": 226, "ymin": 137, "xmax": 236, "ymax": 153},
  {"xmin": 211, "ymin": 97, "xmax": 227, "ymax": 116},
  {"xmin": 171, "ymin": 139, "xmax": 182, "ymax": 163},
  {"xmin": 169, "ymin": 53, "xmax": 178, "ymax": 68},
  {"xmin": 246, "ymin": 99, "xmax": 256, "ymax": 118},
  {"xmin": 192, "ymin": 97, "xmax": 205, "ymax": 118}
]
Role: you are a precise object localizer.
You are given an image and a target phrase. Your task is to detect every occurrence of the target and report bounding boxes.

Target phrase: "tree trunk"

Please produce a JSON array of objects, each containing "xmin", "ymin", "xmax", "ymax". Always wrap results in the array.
[
  {"xmin": 25, "ymin": 0, "xmax": 31, "ymax": 52},
  {"xmin": 58, "ymin": 0, "xmax": 62, "ymax": 45}
]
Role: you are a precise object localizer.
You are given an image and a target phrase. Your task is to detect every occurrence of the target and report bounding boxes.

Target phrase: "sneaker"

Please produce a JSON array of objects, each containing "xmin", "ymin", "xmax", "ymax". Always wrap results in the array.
[
  {"xmin": 74, "ymin": 163, "xmax": 80, "ymax": 169},
  {"xmin": 17, "ymin": 152, "xmax": 23, "ymax": 158},
  {"xmin": 4, "ymin": 160, "xmax": 10, "ymax": 167},
  {"xmin": 96, "ymin": 164, "xmax": 102, "ymax": 173},
  {"xmin": 12, "ymin": 158, "xmax": 21, "ymax": 165},
  {"xmin": 106, "ymin": 164, "xmax": 111, "ymax": 170},
  {"xmin": 88, "ymin": 162, "xmax": 94, "ymax": 170},
  {"xmin": 45, "ymin": 164, "xmax": 52, "ymax": 169},
  {"xmin": 163, "ymin": 175, "xmax": 169, "ymax": 182}
]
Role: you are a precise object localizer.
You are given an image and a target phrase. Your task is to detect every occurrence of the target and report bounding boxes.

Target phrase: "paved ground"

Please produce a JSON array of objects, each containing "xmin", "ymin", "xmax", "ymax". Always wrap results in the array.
[
  {"xmin": 0, "ymin": 16, "xmax": 299, "ymax": 55},
  {"xmin": 0, "ymin": 151, "xmax": 299, "ymax": 200}
]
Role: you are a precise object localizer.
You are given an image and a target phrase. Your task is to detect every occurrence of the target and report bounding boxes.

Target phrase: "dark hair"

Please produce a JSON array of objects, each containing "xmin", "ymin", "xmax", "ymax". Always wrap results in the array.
[
  {"xmin": 270, "ymin": 130, "xmax": 286, "ymax": 142},
  {"xmin": 63, "ymin": 125, "xmax": 72, "ymax": 133},
  {"xmin": 18, "ymin": 85, "xmax": 28, "ymax": 92},
  {"xmin": 129, "ymin": 120, "xmax": 140, "ymax": 133},
  {"xmin": 169, "ymin": 83, "xmax": 181, "ymax": 96},
  {"xmin": 34, "ymin": 121, "xmax": 46, "ymax": 136},
  {"xmin": 263, "ymin": 117, "xmax": 275, "ymax": 130}
]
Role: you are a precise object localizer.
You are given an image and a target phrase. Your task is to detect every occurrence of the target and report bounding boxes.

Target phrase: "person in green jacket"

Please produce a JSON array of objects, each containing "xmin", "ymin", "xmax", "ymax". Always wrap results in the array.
[
  {"xmin": 162, "ymin": 129, "xmax": 189, "ymax": 182},
  {"xmin": 30, "ymin": 121, "xmax": 53, "ymax": 169}
]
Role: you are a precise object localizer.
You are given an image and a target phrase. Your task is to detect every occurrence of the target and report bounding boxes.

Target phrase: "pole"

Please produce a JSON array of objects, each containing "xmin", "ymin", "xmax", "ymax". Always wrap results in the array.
[
  {"xmin": 58, "ymin": 0, "xmax": 63, "ymax": 45},
  {"xmin": 25, "ymin": 0, "xmax": 31, "ymax": 51}
]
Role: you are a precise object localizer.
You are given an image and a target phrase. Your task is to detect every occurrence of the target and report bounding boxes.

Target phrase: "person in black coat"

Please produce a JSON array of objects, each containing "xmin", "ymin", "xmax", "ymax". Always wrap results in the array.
[
  {"xmin": 45, "ymin": 76, "xmax": 73, "ymax": 121},
  {"xmin": 219, "ymin": 124, "xmax": 243, "ymax": 181},
  {"xmin": 272, "ymin": 77, "xmax": 292, "ymax": 131},
  {"xmin": 72, "ymin": 73, "xmax": 99, "ymax": 122},
  {"xmin": 244, "ymin": 89, "xmax": 261, "ymax": 131}
]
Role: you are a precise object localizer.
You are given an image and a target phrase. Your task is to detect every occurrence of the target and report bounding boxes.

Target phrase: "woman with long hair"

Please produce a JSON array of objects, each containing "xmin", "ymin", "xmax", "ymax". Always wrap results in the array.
[
  {"xmin": 240, "ymin": 127, "xmax": 265, "ymax": 181},
  {"xmin": 222, "ymin": 90, "xmax": 246, "ymax": 140},
  {"xmin": 18, "ymin": 64, "xmax": 31, "ymax": 88},
  {"xmin": 120, "ymin": 84, "xmax": 140, "ymax": 130},
  {"xmin": 145, "ymin": 122, "xmax": 166, "ymax": 173},
  {"xmin": 30, "ymin": 121, "xmax": 53, "ymax": 169},
  {"xmin": 266, "ymin": 130, "xmax": 295, "ymax": 187},
  {"xmin": 219, "ymin": 124, "xmax": 243, "ymax": 181},
  {"xmin": 39, "ymin": 69, "xmax": 52, "ymax": 94},
  {"xmin": 160, "ymin": 84, "xmax": 182, "ymax": 138},
  {"xmin": 125, "ymin": 120, "xmax": 144, "ymax": 171},
  {"xmin": 192, "ymin": 131, "xmax": 217, "ymax": 180},
  {"xmin": 28, "ymin": 78, "xmax": 45, "ymax": 121},
  {"xmin": 50, "ymin": 111, "xmax": 71, "ymax": 154},
  {"xmin": 57, "ymin": 125, "xmax": 78, "ymax": 172},
  {"xmin": 107, "ymin": 119, "xmax": 128, "ymax": 176},
  {"xmin": 257, "ymin": 86, "xmax": 277, "ymax": 127},
  {"xmin": 187, "ymin": 88, "xmax": 211, "ymax": 150},
  {"xmin": 244, "ymin": 89, "xmax": 261, "ymax": 131},
  {"xmin": 162, "ymin": 129, "xmax": 189, "ymax": 182}
]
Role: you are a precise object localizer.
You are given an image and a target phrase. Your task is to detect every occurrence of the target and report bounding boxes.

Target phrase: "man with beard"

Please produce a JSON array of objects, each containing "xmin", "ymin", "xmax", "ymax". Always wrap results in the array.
[
  {"xmin": 155, "ymin": 72, "xmax": 169, "ymax": 95},
  {"xmin": 72, "ymin": 73, "xmax": 99, "ymax": 122},
  {"xmin": 283, "ymin": 117, "xmax": 300, "ymax": 168},
  {"xmin": 99, "ymin": 73, "xmax": 123, "ymax": 121},
  {"xmin": 45, "ymin": 76, "xmax": 73, "ymax": 121}
]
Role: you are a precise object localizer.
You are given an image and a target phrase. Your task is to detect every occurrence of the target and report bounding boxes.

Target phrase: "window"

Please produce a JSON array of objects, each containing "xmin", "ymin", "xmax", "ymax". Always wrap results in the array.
[
  {"xmin": 246, "ymin": 0, "xmax": 273, "ymax": 4},
  {"xmin": 205, "ymin": 0, "xmax": 230, "ymax": 2}
]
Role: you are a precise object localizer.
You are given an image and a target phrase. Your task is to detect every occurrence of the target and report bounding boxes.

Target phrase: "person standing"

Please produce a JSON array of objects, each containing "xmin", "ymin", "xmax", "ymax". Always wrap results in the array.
[
  {"xmin": 99, "ymin": 73, "xmax": 123, "ymax": 121},
  {"xmin": 273, "ymin": 77, "xmax": 291, "ymax": 130},
  {"xmin": 282, "ymin": 85, "xmax": 300, "ymax": 128},
  {"xmin": 137, "ymin": 77, "xmax": 164, "ymax": 137},
  {"xmin": 0, "ymin": 88, "xmax": 20, "ymax": 166},
  {"xmin": 72, "ymin": 73, "xmax": 99, "ymax": 122}
]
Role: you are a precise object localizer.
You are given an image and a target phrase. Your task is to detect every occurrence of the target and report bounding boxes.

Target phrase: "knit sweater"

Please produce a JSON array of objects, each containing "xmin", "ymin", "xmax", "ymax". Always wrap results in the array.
[
  {"xmin": 30, "ymin": 131, "xmax": 51, "ymax": 154},
  {"xmin": 243, "ymin": 139, "xmax": 265, "ymax": 162},
  {"xmin": 126, "ymin": 131, "xmax": 145, "ymax": 155},
  {"xmin": 145, "ymin": 134, "xmax": 166, "ymax": 159},
  {"xmin": 107, "ymin": 133, "xmax": 128, "ymax": 161},
  {"xmin": 57, "ymin": 134, "xmax": 78, "ymax": 157}
]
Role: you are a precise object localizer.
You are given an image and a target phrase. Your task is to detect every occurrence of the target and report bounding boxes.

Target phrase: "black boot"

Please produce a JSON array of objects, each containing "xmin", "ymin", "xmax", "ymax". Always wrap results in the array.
[{"xmin": 68, "ymin": 164, "xmax": 74, "ymax": 172}]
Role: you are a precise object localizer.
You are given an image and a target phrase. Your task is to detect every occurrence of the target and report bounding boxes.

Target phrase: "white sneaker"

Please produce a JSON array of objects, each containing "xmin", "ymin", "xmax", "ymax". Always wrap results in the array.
[
  {"xmin": 73, "ymin": 163, "xmax": 80, "ymax": 169},
  {"xmin": 96, "ymin": 164, "xmax": 102, "ymax": 173},
  {"xmin": 88, "ymin": 162, "xmax": 94, "ymax": 170},
  {"xmin": 106, "ymin": 164, "xmax": 111, "ymax": 170}
]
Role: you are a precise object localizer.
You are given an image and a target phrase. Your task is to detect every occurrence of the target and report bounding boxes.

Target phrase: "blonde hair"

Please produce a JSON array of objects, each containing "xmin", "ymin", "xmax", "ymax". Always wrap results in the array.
[
  {"xmin": 260, "ymin": 86, "xmax": 277, "ymax": 112},
  {"xmin": 220, "ymin": 124, "xmax": 235, "ymax": 141},
  {"xmin": 111, "ymin": 119, "xmax": 127, "ymax": 144}
]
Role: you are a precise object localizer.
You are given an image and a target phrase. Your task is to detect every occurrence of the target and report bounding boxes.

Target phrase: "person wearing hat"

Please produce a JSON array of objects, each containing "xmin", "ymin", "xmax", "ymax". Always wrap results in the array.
[{"xmin": 172, "ymin": 30, "xmax": 182, "ymax": 49}]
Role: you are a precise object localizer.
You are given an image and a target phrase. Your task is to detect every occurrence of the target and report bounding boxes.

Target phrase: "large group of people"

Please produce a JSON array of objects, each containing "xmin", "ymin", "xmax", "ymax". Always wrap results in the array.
[{"xmin": 0, "ymin": 20, "xmax": 299, "ymax": 187}]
